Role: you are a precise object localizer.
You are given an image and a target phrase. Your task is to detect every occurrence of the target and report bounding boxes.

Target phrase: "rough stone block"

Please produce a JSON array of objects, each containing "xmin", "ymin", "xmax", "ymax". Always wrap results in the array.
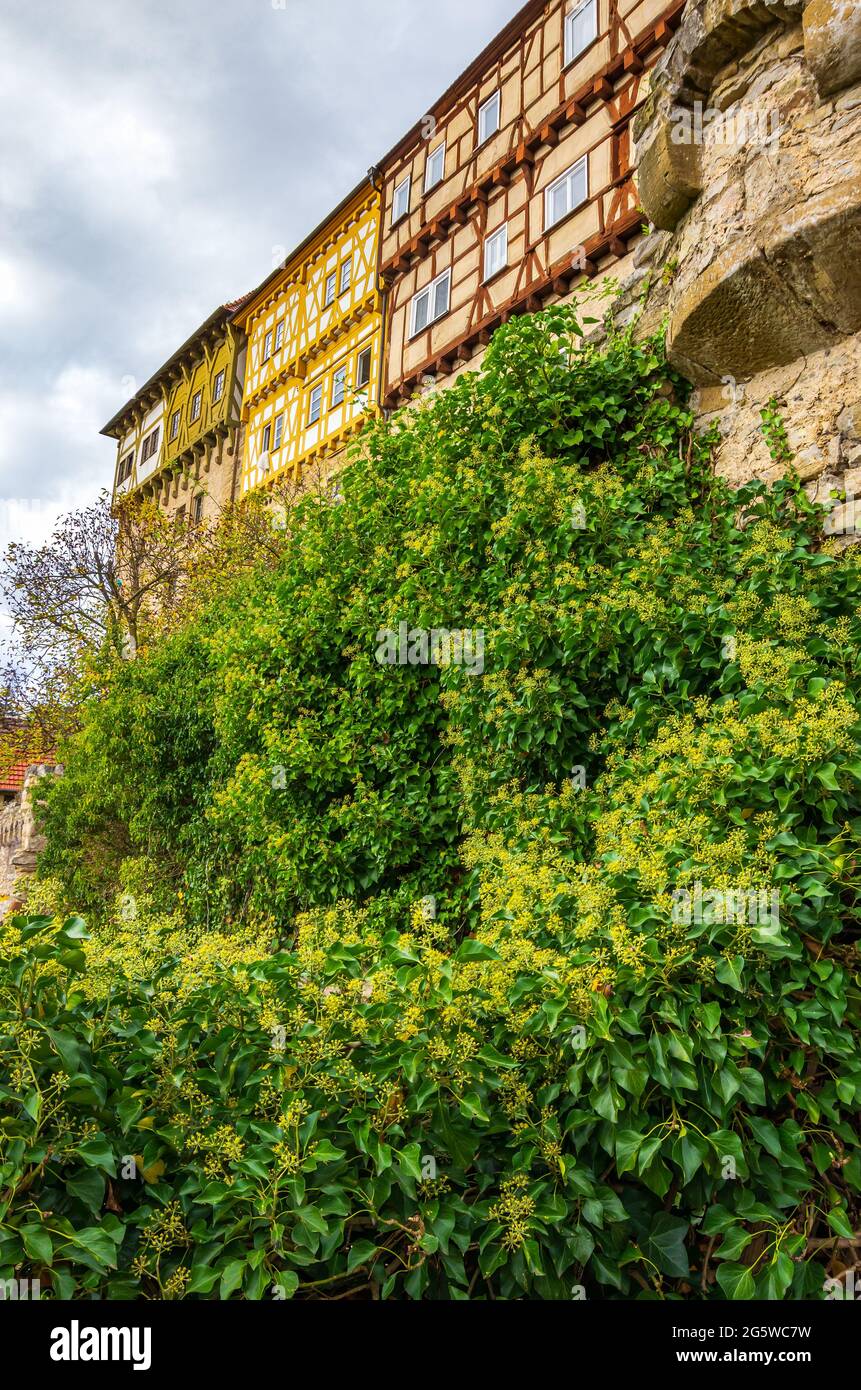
[
  {"xmin": 803, "ymin": 0, "xmax": 861, "ymax": 97},
  {"xmin": 837, "ymin": 401, "xmax": 861, "ymax": 438},
  {"xmin": 635, "ymin": 116, "xmax": 703, "ymax": 230}
]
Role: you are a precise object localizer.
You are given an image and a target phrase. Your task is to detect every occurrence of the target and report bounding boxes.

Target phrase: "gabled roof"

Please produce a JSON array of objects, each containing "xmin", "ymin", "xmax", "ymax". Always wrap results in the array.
[
  {"xmin": 100, "ymin": 295, "xmax": 254, "ymax": 439},
  {"xmin": 230, "ymin": 179, "xmax": 373, "ymax": 330},
  {"xmin": 376, "ymin": 0, "xmax": 546, "ymax": 171}
]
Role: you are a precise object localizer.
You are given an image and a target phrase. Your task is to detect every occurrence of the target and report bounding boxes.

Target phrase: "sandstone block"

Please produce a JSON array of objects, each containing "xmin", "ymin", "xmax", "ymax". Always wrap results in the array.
[
  {"xmin": 635, "ymin": 114, "xmax": 703, "ymax": 230},
  {"xmin": 803, "ymin": 0, "xmax": 861, "ymax": 97},
  {"xmin": 837, "ymin": 401, "xmax": 861, "ymax": 438}
]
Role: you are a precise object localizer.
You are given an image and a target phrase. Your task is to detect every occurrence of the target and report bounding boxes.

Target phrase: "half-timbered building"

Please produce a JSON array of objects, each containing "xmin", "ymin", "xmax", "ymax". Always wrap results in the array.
[
  {"xmin": 231, "ymin": 180, "xmax": 382, "ymax": 496},
  {"xmin": 377, "ymin": 0, "xmax": 686, "ymax": 406},
  {"xmin": 102, "ymin": 302, "xmax": 248, "ymax": 526}
]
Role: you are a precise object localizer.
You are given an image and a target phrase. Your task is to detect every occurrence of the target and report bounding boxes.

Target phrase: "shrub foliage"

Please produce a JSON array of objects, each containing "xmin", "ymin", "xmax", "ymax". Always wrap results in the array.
[{"xmin": 2, "ymin": 304, "xmax": 860, "ymax": 1300}]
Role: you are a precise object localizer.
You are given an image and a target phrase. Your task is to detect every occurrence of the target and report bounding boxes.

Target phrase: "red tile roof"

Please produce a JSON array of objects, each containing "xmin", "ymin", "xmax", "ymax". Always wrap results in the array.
[
  {"xmin": 0, "ymin": 720, "xmax": 51, "ymax": 794},
  {"xmin": 0, "ymin": 759, "xmax": 28, "ymax": 793}
]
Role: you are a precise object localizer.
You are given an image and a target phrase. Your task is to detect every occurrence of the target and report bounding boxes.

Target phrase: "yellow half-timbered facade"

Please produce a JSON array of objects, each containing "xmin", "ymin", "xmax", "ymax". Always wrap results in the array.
[
  {"xmin": 232, "ymin": 180, "xmax": 382, "ymax": 495},
  {"xmin": 102, "ymin": 301, "xmax": 248, "ymax": 526}
]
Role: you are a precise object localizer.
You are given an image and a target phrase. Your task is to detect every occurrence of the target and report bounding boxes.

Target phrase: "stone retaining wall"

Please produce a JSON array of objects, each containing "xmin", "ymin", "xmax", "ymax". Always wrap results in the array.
[{"xmin": 619, "ymin": 0, "xmax": 861, "ymax": 515}]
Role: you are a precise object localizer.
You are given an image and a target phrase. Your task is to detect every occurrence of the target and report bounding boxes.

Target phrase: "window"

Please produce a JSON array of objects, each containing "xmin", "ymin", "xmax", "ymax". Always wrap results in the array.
[
  {"xmin": 213, "ymin": 369, "xmax": 225, "ymax": 403},
  {"xmin": 308, "ymin": 384, "xmax": 323, "ymax": 424},
  {"xmin": 564, "ymin": 0, "xmax": 598, "ymax": 65},
  {"xmin": 141, "ymin": 426, "xmax": 160, "ymax": 462},
  {"xmin": 273, "ymin": 413, "xmax": 284, "ymax": 450},
  {"xmin": 339, "ymin": 256, "xmax": 352, "ymax": 294},
  {"xmin": 484, "ymin": 224, "xmax": 508, "ymax": 281},
  {"xmin": 356, "ymin": 346, "xmax": 372, "ymax": 390},
  {"xmin": 192, "ymin": 493, "xmax": 204, "ymax": 526},
  {"xmin": 331, "ymin": 365, "xmax": 347, "ymax": 408},
  {"xmin": 263, "ymin": 330, "xmax": 273, "ymax": 361},
  {"xmin": 261, "ymin": 423, "xmax": 271, "ymax": 454},
  {"xmin": 324, "ymin": 272, "xmax": 336, "ymax": 307},
  {"xmin": 175, "ymin": 504, "xmax": 186, "ymax": 529},
  {"xmin": 169, "ymin": 409, "xmax": 180, "ymax": 442},
  {"xmin": 392, "ymin": 175, "xmax": 411, "ymax": 224},
  {"xmin": 190, "ymin": 389, "xmax": 202, "ymax": 422},
  {"xmin": 544, "ymin": 155, "xmax": 589, "ymax": 229},
  {"xmin": 274, "ymin": 320, "xmax": 284, "ymax": 351},
  {"xmin": 478, "ymin": 91, "xmax": 501, "ymax": 145},
  {"xmin": 118, "ymin": 452, "xmax": 133, "ymax": 483},
  {"xmin": 410, "ymin": 268, "xmax": 451, "ymax": 336},
  {"xmin": 424, "ymin": 142, "xmax": 446, "ymax": 193}
]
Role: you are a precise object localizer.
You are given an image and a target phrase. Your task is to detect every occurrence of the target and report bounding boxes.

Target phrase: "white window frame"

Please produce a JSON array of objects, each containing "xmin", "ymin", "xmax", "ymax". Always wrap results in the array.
[
  {"xmin": 273, "ymin": 413, "xmax": 284, "ymax": 450},
  {"xmin": 324, "ymin": 271, "xmax": 336, "ymax": 307},
  {"xmin": 190, "ymin": 389, "xmax": 202, "ymax": 422},
  {"xmin": 261, "ymin": 422, "xmax": 271, "ymax": 454},
  {"xmin": 274, "ymin": 320, "xmax": 285, "ymax": 351},
  {"xmin": 213, "ymin": 369, "xmax": 225, "ymax": 403},
  {"xmin": 544, "ymin": 155, "xmax": 589, "ymax": 230},
  {"xmin": 392, "ymin": 174, "xmax": 411, "ymax": 224},
  {"xmin": 564, "ymin": 0, "xmax": 598, "ymax": 67},
  {"xmin": 483, "ymin": 224, "xmax": 509, "ymax": 282},
  {"xmin": 169, "ymin": 410, "xmax": 180, "ymax": 442},
  {"xmin": 331, "ymin": 365, "xmax": 347, "ymax": 408},
  {"xmin": 308, "ymin": 383, "xmax": 323, "ymax": 425},
  {"xmin": 356, "ymin": 346, "xmax": 372, "ymax": 390},
  {"xmin": 410, "ymin": 267, "xmax": 451, "ymax": 338},
  {"xmin": 478, "ymin": 90, "xmax": 501, "ymax": 145},
  {"xmin": 339, "ymin": 256, "xmax": 352, "ymax": 294},
  {"xmin": 424, "ymin": 141, "xmax": 446, "ymax": 193},
  {"xmin": 263, "ymin": 330, "xmax": 273, "ymax": 361}
]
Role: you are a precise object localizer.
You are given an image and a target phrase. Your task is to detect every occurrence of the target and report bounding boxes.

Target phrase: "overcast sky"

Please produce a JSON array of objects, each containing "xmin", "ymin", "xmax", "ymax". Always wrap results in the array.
[{"xmin": 0, "ymin": 0, "xmax": 519, "ymax": 563}]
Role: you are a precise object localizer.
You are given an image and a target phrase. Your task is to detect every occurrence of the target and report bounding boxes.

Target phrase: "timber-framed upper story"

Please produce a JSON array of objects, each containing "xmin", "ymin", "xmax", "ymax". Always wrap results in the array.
[
  {"xmin": 377, "ymin": 0, "xmax": 686, "ymax": 406},
  {"xmin": 102, "ymin": 0, "xmax": 690, "ymax": 513},
  {"xmin": 102, "ymin": 301, "xmax": 249, "ymax": 522},
  {"xmin": 230, "ymin": 182, "xmax": 383, "ymax": 497}
]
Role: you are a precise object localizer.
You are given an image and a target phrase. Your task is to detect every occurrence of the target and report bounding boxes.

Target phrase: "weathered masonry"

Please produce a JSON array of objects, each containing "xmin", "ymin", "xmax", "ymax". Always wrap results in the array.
[
  {"xmin": 628, "ymin": 0, "xmax": 861, "ymax": 504},
  {"xmin": 0, "ymin": 765, "xmax": 59, "ymax": 913},
  {"xmin": 377, "ymin": 0, "xmax": 686, "ymax": 407},
  {"xmin": 103, "ymin": 301, "xmax": 248, "ymax": 525}
]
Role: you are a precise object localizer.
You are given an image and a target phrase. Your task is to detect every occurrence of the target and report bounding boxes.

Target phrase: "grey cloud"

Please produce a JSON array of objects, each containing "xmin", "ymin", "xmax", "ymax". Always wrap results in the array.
[{"xmin": 0, "ymin": 0, "xmax": 518, "ymax": 532}]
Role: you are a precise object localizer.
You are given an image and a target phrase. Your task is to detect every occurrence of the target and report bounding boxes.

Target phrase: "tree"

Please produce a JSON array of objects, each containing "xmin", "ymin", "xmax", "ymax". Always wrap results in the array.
[{"xmin": 0, "ymin": 471, "xmax": 335, "ymax": 763}]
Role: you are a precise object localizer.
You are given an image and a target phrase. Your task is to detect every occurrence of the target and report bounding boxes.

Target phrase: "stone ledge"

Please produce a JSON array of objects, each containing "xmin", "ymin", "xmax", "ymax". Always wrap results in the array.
[
  {"xmin": 667, "ymin": 180, "xmax": 861, "ymax": 382},
  {"xmin": 633, "ymin": 0, "xmax": 815, "ymax": 231}
]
